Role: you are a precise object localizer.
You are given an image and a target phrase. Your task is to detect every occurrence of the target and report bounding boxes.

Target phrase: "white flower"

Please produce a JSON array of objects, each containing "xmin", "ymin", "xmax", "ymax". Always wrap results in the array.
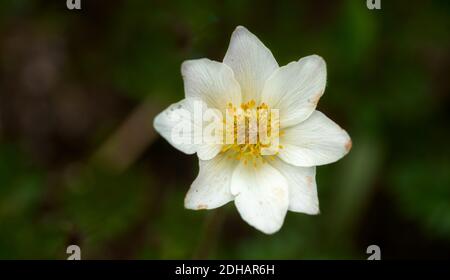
[{"xmin": 153, "ymin": 26, "xmax": 351, "ymax": 234}]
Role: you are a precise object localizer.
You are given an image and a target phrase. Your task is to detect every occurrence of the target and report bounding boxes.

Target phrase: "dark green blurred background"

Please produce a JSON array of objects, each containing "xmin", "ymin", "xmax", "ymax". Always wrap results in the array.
[{"xmin": 0, "ymin": 0, "xmax": 449, "ymax": 259}]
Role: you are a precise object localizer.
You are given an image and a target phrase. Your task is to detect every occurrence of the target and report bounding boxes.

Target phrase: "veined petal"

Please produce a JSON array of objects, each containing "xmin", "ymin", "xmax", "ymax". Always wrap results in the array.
[
  {"xmin": 182, "ymin": 58, "xmax": 241, "ymax": 112},
  {"xmin": 278, "ymin": 110, "xmax": 352, "ymax": 167},
  {"xmin": 185, "ymin": 153, "xmax": 236, "ymax": 210},
  {"xmin": 153, "ymin": 98, "xmax": 222, "ymax": 160},
  {"xmin": 223, "ymin": 26, "xmax": 278, "ymax": 103},
  {"xmin": 270, "ymin": 158, "xmax": 319, "ymax": 214},
  {"xmin": 231, "ymin": 162, "xmax": 289, "ymax": 234},
  {"xmin": 262, "ymin": 55, "xmax": 326, "ymax": 128}
]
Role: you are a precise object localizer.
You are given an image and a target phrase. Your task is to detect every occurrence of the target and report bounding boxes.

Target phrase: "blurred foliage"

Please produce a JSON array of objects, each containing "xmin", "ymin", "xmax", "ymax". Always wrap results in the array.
[{"xmin": 0, "ymin": 0, "xmax": 449, "ymax": 259}]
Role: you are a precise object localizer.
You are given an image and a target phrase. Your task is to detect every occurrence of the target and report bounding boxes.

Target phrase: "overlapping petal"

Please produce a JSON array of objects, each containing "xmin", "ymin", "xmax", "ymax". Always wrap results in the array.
[
  {"xmin": 153, "ymin": 98, "xmax": 222, "ymax": 160},
  {"xmin": 231, "ymin": 162, "xmax": 289, "ymax": 234},
  {"xmin": 261, "ymin": 55, "xmax": 326, "ymax": 128},
  {"xmin": 182, "ymin": 58, "xmax": 241, "ymax": 113},
  {"xmin": 185, "ymin": 153, "xmax": 236, "ymax": 210},
  {"xmin": 224, "ymin": 26, "xmax": 279, "ymax": 103},
  {"xmin": 278, "ymin": 111, "xmax": 352, "ymax": 167},
  {"xmin": 270, "ymin": 158, "xmax": 319, "ymax": 214}
]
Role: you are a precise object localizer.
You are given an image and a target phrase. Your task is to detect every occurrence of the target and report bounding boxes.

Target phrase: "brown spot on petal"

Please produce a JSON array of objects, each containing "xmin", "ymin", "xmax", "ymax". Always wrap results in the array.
[
  {"xmin": 273, "ymin": 187, "xmax": 286, "ymax": 201},
  {"xmin": 306, "ymin": 176, "xmax": 313, "ymax": 186},
  {"xmin": 345, "ymin": 138, "xmax": 352, "ymax": 152},
  {"xmin": 197, "ymin": 204, "xmax": 208, "ymax": 210},
  {"xmin": 309, "ymin": 92, "xmax": 323, "ymax": 106}
]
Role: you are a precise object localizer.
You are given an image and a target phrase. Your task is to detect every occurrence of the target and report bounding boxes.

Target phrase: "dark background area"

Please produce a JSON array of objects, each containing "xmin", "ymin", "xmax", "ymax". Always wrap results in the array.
[{"xmin": 0, "ymin": 0, "xmax": 449, "ymax": 259}]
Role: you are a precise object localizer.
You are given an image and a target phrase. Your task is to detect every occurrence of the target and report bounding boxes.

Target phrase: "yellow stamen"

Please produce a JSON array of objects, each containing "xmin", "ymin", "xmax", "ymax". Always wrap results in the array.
[{"xmin": 221, "ymin": 100, "xmax": 283, "ymax": 168}]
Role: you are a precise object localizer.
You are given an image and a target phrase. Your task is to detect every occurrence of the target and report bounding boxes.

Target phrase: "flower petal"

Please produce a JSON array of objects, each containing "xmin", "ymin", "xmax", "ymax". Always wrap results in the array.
[
  {"xmin": 270, "ymin": 158, "xmax": 319, "ymax": 214},
  {"xmin": 185, "ymin": 153, "xmax": 236, "ymax": 210},
  {"xmin": 153, "ymin": 98, "xmax": 197, "ymax": 155},
  {"xmin": 223, "ymin": 26, "xmax": 278, "ymax": 102},
  {"xmin": 153, "ymin": 98, "xmax": 222, "ymax": 160},
  {"xmin": 278, "ymin": 110, "xmax": 352, "ymax": 167},
  {"xmin": 231, "ymin": 162, "xmax": 289, "ymax": 234},
  {"xmin": 261, "ymin": 55, "xmax": 326, "ymax": 128},
  {"xmin": 196, "ymin": 144, "xmax": 222, "ymax": 161},
  {"xmin": 182, "ymin": 58, "xmax": 241, "ymax": 112}
]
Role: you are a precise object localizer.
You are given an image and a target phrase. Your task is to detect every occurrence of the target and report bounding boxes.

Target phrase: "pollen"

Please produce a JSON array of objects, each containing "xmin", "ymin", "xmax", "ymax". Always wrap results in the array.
[{"xmin": 221, "ymin": 100, "xmax": 283, "ymax": 168}]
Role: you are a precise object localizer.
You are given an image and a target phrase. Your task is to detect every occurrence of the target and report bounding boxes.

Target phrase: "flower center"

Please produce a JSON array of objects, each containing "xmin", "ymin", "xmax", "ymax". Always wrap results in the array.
[{"xmin": 220, "ymin": 99, "xmax": 283, "ymax": 167}]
